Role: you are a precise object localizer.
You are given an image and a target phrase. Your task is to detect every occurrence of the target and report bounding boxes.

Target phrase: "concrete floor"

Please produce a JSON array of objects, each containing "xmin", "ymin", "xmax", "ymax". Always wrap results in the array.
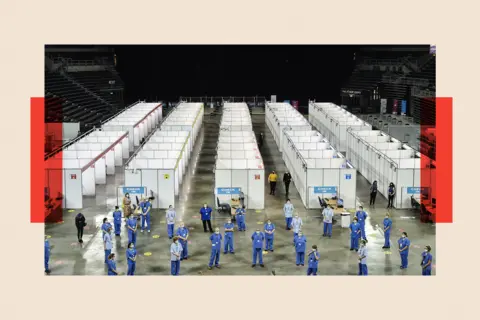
[{"xmin": 45, "ymin": 109, "xmax": 436, "ymax": 276}]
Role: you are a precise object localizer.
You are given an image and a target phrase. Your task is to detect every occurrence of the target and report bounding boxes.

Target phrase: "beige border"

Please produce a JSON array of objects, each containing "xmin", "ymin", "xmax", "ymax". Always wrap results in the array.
[{"xmin": 0, "ymin": 0, "xmax": 476, "ymax": 317}]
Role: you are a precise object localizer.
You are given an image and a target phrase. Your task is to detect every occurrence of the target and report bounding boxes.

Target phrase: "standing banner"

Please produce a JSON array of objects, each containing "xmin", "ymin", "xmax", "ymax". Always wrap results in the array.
[
  {"xmin": 392, "ymin": 99, "xmax": 398, "ymax": 115},
  {"xmin": 380, "ymin": 99, "xmax": 387, "ymax": 114},
  {"xmin": 401, "ymin": 100, "xmax": 407, "ymax": 115}
]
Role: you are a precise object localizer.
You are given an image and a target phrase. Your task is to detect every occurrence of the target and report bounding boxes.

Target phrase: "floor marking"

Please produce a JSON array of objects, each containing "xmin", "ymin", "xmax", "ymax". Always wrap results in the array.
[
  {"xmin": 70, "ymin": 242, "xmax": 78, "ymax": 246},
  {"xmin": 68, "ymin": 209, "xmax": 75, "ymax": 213},
  {"xmin": 257, "ymin": 221, "xmax": 264, "ymax": 224},
  {"xmin": 55, "ymin": 221, "xmax": 64, "ymax": 224},
  {"xmin": 256, "ymin": 210, "xmax": 262, "ymax": 213},
  {"xmin": 160, "ymin": 220, "xmax": 166, "ymax": 224},
  {"xmin": 192, "ymin": 215, "xmax": 199, "ymax": 218},
  {"xmin": 384, "ymin": 251, "xmax": 392, "ymax": 255},
  {"xmin": 54, "ymin": 260, "xmax": 64, "ymax": 265},
  {"xmin": 46, "ymin": 235, "xmax": 52, "ymax": 239},
  {"xmin": 144, "ymin": 252, "xmax": 152, "ymax": 256},
  {"xmin": 152, "ymin": 235, "xmax": 160, "ymax": 239},
  {"xmin": 189, "ymin": 227, "xmax": 195, "ymax": 230}
]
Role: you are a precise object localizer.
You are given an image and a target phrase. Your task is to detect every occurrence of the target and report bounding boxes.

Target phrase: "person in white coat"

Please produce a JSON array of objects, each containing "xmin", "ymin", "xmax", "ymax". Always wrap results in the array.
[
  {"xmin": 322, "ymin": 206, "xmax": 334, "ymax": 237},
  {"xmin": 283, "ymin": 199, "xmax": 294, "ymax": 230}
]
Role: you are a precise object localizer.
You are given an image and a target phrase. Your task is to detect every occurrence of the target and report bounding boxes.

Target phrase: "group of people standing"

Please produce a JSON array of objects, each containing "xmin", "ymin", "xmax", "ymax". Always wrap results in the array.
[
  {"xmin": 267, "ymin": 170, "xmax": 292, "ymax": 196},
  {"xmin": 369, "ymin": 180, "xmax": 396, "ymax": 209}
]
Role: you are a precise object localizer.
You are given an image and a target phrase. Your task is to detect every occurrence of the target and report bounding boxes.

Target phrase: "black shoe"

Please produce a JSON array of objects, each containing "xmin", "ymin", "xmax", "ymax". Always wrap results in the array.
[
  {"xmin": 260, "ymin": 264, "xmax": 265, "ymax": 268},
  {"xmin": 204, "ymin": 230, "xmax": 208, "ymax": 233},
  {"xmin": 355, "ymin": 249, "xmax": 358, "ymax": 252},
  {"xmin": 301, "ymin": 264, "xmax": 304, "ymax": 266},
  {"xmin": 328, "ymin": 235, "xmax": 331, "ymax": 238},
  {"xmin": 223, "ymin": 252, "xmax": 227, "ymax": 254},
  {"xmin": 322, "ymin": 234, "xmax": 326, "ymax": 237},
  {"xmin": 231, "ymin": 252, "xmax": 235, "ymax": 254},
  {"xmin": 365, "ymin": 239, "xmax": 368, "ymax": 243},
  {"xmin": 45, "ymin": 269, "xmax": 51, "ymax": 275},
  {"xmin": 215, "ymin": 265, "xmax": 221, "ymax": 269},
  {"xmin": 382, "ymin": 246, "xmax": 386, "ymax": 249},
  {"xmin": 184, "ymin": 257, "xmax": 188, "ymax": 260},
  {"xmin": 270, "ymin": 250, "xmax": 274, "ymax": 252},
  {"xmin": 251, "ymin": 264, "xmax": 256, "ymax": 268},
  {"xmin": 350, "ymin": 248, "xmax": 353, "ymax": 251}
]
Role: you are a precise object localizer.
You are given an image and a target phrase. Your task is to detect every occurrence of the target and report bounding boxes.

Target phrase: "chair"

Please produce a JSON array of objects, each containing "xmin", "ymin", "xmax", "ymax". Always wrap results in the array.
[{"xmin": 216, "ymin": 197, "xmax": 232, "ymax": 215}]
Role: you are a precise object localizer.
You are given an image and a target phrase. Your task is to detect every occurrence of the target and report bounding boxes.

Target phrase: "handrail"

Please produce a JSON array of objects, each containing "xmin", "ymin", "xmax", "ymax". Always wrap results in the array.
[
  {"xmin": 101, "ymin": 100, "xmax": 142, "ymax": 125},
  {"xmin": 44, "ymin": 127, "xmax": 97, "ymax": 161}
]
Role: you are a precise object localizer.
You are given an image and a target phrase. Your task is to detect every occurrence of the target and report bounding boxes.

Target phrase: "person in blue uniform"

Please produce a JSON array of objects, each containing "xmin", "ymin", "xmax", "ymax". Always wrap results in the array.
[
  {"xmin": 382, "ymin": 213, "xmax": 392, "ymax": 249},
  {"xmin": 208, "ymin": 227, "xmax": 222, "ymax": 269},
  {"xmin": 166, "ymin": 205, "xmax": 176, "ymax": 239},
  {"xmin": 355, "ymin": 206, "xmax": 368, "ymax": 242},
  {"xmin": 358, "ymin": 239, "xmax": 368, "ymax": 275},
  {"xmin": 176, "ymin": 221, "xmax": 189, "ymax": 260},
  {"xmin": 101, "ymin": 217, "xmax": 112, "ymax": 235},
  {"xmin": 44, "ymin": 235, "xmax": 52, "ymax": 275},
  {"xmin": 200, "ymin": 203, "xmax": 214, "ymax": 233},
  {"xmin": 291, "ymin": 213, "xmax": 303, "ymax": 243},
  {"xmin": 251, "ymin": 229, "xmax": 265, "ymax": 268},
  {"xmin": 307, "ymin": 245, "xmax": 320, "ymax": 276},
  {"xmin": 421, "ymin": 245, "xmax": 433, "ymax": 276},
  {"xmin": 387, "ymin": 182, "xmax": 396, "ymax": 208},
  {"xmin": 127, "ymin": 214, "xmax": 138, "ymax": 246},
  {"xmin": 107, "ymin": 253, "xmax": 118, "ymax": 276},
  {"xmin": 398, "ymin": 232, "xmax": 410, "ymax": 269},
  {"xmin": 322, "ymin": 206, "xmax": 334, "ymax": 237},
  {"xmin": 349, "ymin": 217, "xmax": 361, "ymax": 251},
  {"xmin": 294, "ymin": 231, "xmax": 307, "ymax": 266},
  {"xmin": 126, "ymin": 242, "xmax": 137, "ymax": 276},
  {"xmin": 264, "ymin": 219, "xmax": 275, "ymax": 252},
  {"xmin": 283, "ymin": 199, "xmax": 294, "ymax": 230},
  {"xmin": 224, "ymin": 218, "xmax": 235, "ymax": 254},
  {"xmin": 141, "ymin": 198, "xmax": 152, "ymax": 233},
  {"xmin": 103, "ymin": 227, "xmax": 113, "ymax": 264},
  {"xmin": 170, "ymin": 236, "xmax": 183, "ymax": 276},
  {"xmin": 235, "ymin": 206, "xmax": 246, "ymax": 231},
  {"xmin": 112, "ymin": 206, "xmax": 122, "ymax": 236}
]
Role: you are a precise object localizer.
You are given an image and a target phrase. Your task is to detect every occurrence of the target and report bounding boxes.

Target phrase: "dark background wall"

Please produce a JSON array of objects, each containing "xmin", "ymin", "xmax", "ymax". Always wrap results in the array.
[{"xmin": 112, "ymin": 45, "xmax": 359, "ymax": 105}]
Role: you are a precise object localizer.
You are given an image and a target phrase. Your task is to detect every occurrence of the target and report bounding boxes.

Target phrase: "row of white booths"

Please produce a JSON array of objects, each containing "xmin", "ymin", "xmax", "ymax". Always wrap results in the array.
[
  {"xmin": 309, "ymin": 101, "xmax": 436, "ymax": 209},
  {"xmin": 124, "ymin": 103, "xmax": 204, "ymax": 209},
  {"xmin": 214, "ymin": 103, "xmax": 265, "ymax": 209},
  {"xmin": 44, "ymin": 102, "xmax": 163, "ymax": 209},
  {"xmin": 266, "ymin": 102, "xmax": 357, "ymax": 209}
]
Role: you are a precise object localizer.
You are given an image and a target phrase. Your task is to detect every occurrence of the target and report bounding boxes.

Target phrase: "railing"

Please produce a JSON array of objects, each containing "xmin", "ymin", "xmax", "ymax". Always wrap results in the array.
[
  {"xmin": 382, "ymin": 76, "xmax": 429, "ymax": 87},
  {"xmin": 180, "ymin": 96, "xmax": 267, "ymax": 107},
  {"xmin": 411, "ymin": 87, "xmax": 436, "ymax": 98}
]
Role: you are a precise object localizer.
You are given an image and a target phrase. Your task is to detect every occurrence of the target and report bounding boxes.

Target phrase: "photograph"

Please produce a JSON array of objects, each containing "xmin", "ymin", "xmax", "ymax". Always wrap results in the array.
[{"xmin": 42, "ymin": 44, "xmax": 437, "ymax": 276}]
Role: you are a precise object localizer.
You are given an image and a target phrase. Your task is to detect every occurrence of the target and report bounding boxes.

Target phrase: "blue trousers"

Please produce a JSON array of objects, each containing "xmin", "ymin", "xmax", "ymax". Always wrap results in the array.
[
  {"xmin": 358, "ymin": 263, "xmax": 368, "ymax": 275},
  {"xmin": 323, "ymin": 222, "xmax": 332, "ymax": 236},
  {"xmin": 296, "ymin": 252, "xmax": 305, "ymax": 265},
  {"xmin": 167, "ymin": 224, "xmax": 174, "ymax": 238},
  {"xmin": 237, "ymin": 220, "xmax": 246, "ymax": 231},
  {"xmin": 141, "ymin": 214, "xmax": 151, "ymax": 231},
  {"xmin": 127, "ymin": 262, "xmax": 136, "ymax": 275},
  {"xmin": 209, "ymin": 249, "xmax": 220, "ymax": 267},
  {"xmin": 114, "ymin": 221, "xmax": 121, "ymax": 235},
  {"xmin": 350, "ymin": 236, "xmax": 359, "ymax": 250},
  {"xmin": 422, "ymin": 267, "xmax": 432, "ymax": 276},
  {"xmin": 45, "ymin": 254, "xmax": 49, "ymax": 271},
  {"xmin": 265, "ymin": 236, "xmax": 274, "ymax": 251},
  {"xmin": 252, "ymin": 248, "xmax": 263, "ymax": 265},
  {"xmin": 224, "ymin": 234, "xmax": 234, "ymax": 253},
  {"xmin": 128, "ymin": 230, "xmax": 137, "ymax": 245},
  {"xmin": 400, "ymin": 252, "xmax": 409, "ymax": 268},
  {"xmin": 285, "ymin": 217, "xmax": 292, "ymax": 229},
  {"xmin": 104, "ymin": 249, "xmax": 111, "ymax": 263},
  {"xmin": 384, "ymin": 231, "xmax": 390, "ymax": 247},
  {"xmin": 180, "ymin": 240, "xmax": 188, "ymax": 259},
  {"xmin": 307, "ymin": 268, "xmax": 317, "ymax": 276},
  {"xmin": 359, "ymin": 223, "xmax": 367, "ymax": 240},
  {"xmin": 171, "ymin": 260, "xmax": 180, "ymax": 275}
]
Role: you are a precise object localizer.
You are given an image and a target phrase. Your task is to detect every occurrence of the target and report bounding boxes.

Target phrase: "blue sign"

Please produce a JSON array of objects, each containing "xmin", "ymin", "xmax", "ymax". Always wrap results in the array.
[
  {"xmin": 406, "ymin": 187, "xmax": 428, "ymax": 195},
  {"xmin": 217, "ymin": 188, "xmax": 241, "ymax": 195},
  {"xmin": 345, "ymin": 174, "xmax": 352, "ymax": 180},
  {"xmin": 123, "ymin": 187, "xmax": 146, "ymax": 195},
  {"xmin": 401, "ymin": 100, "xmax": 407, "ymax": 114},
  {"xmin": 313, "ymin": 186, "xmax": 337, "ymax": 194}
]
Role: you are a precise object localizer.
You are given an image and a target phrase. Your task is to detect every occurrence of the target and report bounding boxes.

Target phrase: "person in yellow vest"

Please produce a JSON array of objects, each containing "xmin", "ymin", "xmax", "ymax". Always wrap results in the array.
[{"xmin": 268, "ymin": 171, "xmax": 278, "ymax": 195}]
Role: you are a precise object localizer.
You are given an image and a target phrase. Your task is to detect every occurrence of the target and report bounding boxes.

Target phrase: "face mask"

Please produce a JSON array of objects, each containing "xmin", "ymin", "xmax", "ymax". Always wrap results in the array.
[
  {"xmin": 256, "ymin": 231, "xmax": 260, "ymax": 234},
  {"xmin": 402, "ymin": 235, "xmax": 406, "ymax": 238},
  {"xmin": 267, "ymin": 222, "xmax": 271, "ymax": 224},
  {"xmin": 215, "ymin": 231, "xmax": 219, "ymax": 234},
  {"xmin": 174, "ymin": 241, "xmax": 178, "ymax": 244},
  {"xmin": 424, "ymin": 249, "xmax": 428, "ymax": 252}
]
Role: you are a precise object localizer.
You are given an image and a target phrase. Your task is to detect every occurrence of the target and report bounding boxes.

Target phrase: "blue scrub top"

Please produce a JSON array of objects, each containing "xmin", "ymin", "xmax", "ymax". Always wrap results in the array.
[
  {"xmin": 383, "ymin": 218, "xmax": 392, "ymax": 231},
  {"xmin": 294, "ymin": 236, "xmax": 307, "ymax": 252},
  {"xmin": 398, "ymin": 238, "xmax": 410, "ymax": 253},
  {"xmin": 224, "ymin": 223, "xmax": 235, "ymax": 234},
  {"xmin": 176, "ymin": 227, "xmax": 189, "ymax": 240},
  {"xmin": 356, "ymin": 211, "xmax": 367, "ymax": 224},
  {"xmin": 113, "ymin": 210, "xmax": 122, "ymax": 222},
  {"xmin": 422, "ymin": 252, "xmax": 432, "ymax": 267},
  {"xmin": 200, "ymin": 207, "xmax": 213, "ymax": 220},
  {"xmin": 126, "ymin": 248, "xmax": 137, "ymax": 263},
  {"xmin": 251, "ymin": 232, "xmax": 264, "ymax": 249},
  {"xmin": 350, "ymin": 222, "xmax": 361, "ymax": 237},
  {"xmin": 264, "ymin": 223, "xmax": 275, "ymax": 237},
  {"xmin": 210, "ymin": 233, "xmax": 222, "ymax": 248},
  {"xmin": 308, "ymin": 251, "xmax": 320, "ymax": 268}
]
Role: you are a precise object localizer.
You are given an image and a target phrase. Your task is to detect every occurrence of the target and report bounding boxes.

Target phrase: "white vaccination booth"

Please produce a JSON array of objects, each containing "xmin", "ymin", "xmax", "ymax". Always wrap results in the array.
[
  {"xmin": 45, "ymin": 129, "xmax": 129, "ymax": 209},
  {"xmin": 281, "ymin": 130, "xmax": 357, "ymax": 209},
  {"xmin": 265, "ymin": 102, "xmax": 311, "ymax": 152},
  {"xmin": 101, "ymin": 102, "xmax": 162, "ymax": 151},
  {"xmin": 308, "ymin": 101, "xmax": 372, "ymax": 153},
  {"xmin": 124, "ymin": 103, "xmax": 203, "ymax": 208},
  {"xmin": 346, "ymin": 128, "xmax": 435, "ymax": 209},
  {"xmin": 214, "ymin": 103, "xmax": 265, "ymax": 209}
]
